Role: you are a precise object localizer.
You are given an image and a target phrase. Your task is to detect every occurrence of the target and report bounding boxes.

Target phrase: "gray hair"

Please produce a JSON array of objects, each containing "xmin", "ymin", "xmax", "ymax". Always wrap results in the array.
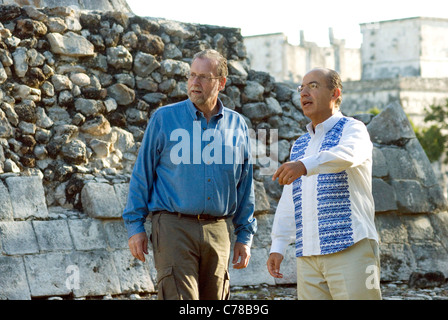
[{"xmin": 192, "ymin": 49, "xmax": 228, "ymax": 77}]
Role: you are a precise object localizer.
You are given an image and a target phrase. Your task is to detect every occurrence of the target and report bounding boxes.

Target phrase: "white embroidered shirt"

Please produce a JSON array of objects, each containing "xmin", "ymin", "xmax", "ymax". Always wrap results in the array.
[{"xmin": 270, "ymin": 112, "xmax": 379, "ymax": 257}]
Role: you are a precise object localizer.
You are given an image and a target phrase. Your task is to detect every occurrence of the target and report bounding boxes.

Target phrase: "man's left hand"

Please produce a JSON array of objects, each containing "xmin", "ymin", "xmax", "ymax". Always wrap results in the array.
[{"xmin": 232, "ymin": 242, "xmax": 251, "ymax": 269}]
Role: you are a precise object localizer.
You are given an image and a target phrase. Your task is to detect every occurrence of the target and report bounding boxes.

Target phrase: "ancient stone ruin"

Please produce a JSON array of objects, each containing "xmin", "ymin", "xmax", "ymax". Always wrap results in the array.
[{"xmin": 0, "ymin": 3, "xmax": 447, "ymax": 299}]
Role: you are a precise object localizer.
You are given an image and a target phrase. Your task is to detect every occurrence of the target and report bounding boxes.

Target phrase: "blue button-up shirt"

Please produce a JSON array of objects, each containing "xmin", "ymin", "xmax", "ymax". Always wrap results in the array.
[{"xmin": 122, "ymin": 98, "xmax": 257, "ymax": 245}]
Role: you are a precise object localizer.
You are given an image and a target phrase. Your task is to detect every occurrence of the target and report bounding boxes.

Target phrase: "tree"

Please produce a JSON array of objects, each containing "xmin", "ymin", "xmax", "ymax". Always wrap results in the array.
[{"xmin": 415, "ymin": 99, "xmax": 448, "ymax": 163}]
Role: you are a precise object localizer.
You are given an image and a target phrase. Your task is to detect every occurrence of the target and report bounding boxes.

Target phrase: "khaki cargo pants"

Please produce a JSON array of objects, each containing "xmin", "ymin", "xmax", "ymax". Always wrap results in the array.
[{"xmin": 151, "ymin": 212, "xmax": 232, "ymax": 300}]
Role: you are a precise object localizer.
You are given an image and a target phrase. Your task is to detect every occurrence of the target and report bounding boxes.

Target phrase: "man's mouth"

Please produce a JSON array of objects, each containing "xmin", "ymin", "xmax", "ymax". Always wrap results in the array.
[
  {"xmin": 302, "ymin": 100, "xmax": 312, "ymax": 107},
  {"xmin": 190, "ymin": 88, "xmax": 202, "ymax": 94}
]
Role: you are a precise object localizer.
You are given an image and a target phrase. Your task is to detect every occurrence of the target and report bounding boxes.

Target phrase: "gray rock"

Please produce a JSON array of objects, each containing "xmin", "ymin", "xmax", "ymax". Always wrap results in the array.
[
  {"xmin": 107, "ymin": 83, "xmax": 135, "ymax": 106},
  {"xmin": 133, "ymin": 52, "xmax": 160, "ymax": 77},
  {"xmin": 80, "ymin": 114, "xmax": 111, "ymax": 136},
  {"xmin": 243, "ymin": 81, "xmax": 265, "ymax": 102},
  {"xmin": 68, "ymin": 219, "xmax": 108, "ymax": 250},
  {"xmin": 47, "ymin": 32, "xmax": 95, "ymax": 57},
  {"xmin": 0, "ymin": 256, "xmax": 31, "ymax": 300},
  {"xmin": 61, "ymin": 139, "xmax": 87, "ymax": 165},
  {"xmin": 159, "ymin": 59, "xmax": 190, "ymax": 77},
  {"xmin": 367, "ymin": 101, "xmax": 416, "ymax": 145},
  {"xmin": 5, "ymin": 176, "xmax": 48, "ymax": 219},
  {"xmin": 0, "ymin": 221, "xmax": 39, "ymax": 255},
  {"xmin": 106, "ymin": 45, "xmax": 133, "ymax": 70},
  {"xmin": 12, "ymin": 47, "xmax": 28, "ymax": 78},
  {"xmin": 81, "ymin": 182, "xmax": 123, "ymax": 218}
]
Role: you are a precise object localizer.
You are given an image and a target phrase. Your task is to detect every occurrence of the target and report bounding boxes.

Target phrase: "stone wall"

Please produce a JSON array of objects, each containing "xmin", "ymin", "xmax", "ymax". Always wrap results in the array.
[{"xmin": 0, "ymin": 5, "xmax": 447, "ymax": 299}]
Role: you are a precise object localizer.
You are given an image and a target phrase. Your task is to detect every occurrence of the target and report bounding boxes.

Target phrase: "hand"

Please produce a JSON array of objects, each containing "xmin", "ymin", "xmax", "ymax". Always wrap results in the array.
[
  {"xmin": 128, "ymin": 232, "xmax": 149, "ymax": 262},
  {"xmin": 272, "ymin": 160, "xmax": 307, "ymax": 185},
  {"xmin": 267, "ymin": 252, "xmax": 284, "ymax": 278},
  {"xmin": 232, "ymin": 242, "xmax": 251, "ymax": 269}
]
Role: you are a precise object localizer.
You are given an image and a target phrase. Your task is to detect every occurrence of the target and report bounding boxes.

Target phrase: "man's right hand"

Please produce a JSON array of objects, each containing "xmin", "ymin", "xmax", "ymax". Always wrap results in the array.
[
  {"xmin": 128, "ymin": 232, "xmax": 148, "ymax": 262},
  {"xmin": 267, "ymin": 252, "xmax": 284, "ymax": 278}
]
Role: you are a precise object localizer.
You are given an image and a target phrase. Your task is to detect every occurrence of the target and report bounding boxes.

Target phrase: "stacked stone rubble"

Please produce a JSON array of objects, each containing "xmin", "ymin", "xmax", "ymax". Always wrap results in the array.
[{"xmin": 0, "ymin": 4, "xmax": 447, "ymax": 299}]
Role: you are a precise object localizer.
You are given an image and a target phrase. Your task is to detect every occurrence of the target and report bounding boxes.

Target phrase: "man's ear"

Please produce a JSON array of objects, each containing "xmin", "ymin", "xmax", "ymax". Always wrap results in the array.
[
  {"xmin": 332, "ymin": 88, "xmax": 341, "ymax": 101},
  {"xmin": 219, "ymin": 77, "xmax": 227, "ymax": 91}
]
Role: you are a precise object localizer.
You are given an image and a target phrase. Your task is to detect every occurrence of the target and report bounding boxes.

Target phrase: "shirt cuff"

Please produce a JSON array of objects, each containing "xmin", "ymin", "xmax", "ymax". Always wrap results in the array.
[
  {"xmin": 236, "ymin": 230, "xmax": 253, "ymax": 247},
  {"xmin": 269, "ymin": 239, "xmax": 290, "ymax": 256},
  {"xmin": 299, "ymin": 155, "xmax": 319, "ymax": 176},
  {"xmin": 125, "ymin": 221, "xmax": 146, "ymax": 239}
]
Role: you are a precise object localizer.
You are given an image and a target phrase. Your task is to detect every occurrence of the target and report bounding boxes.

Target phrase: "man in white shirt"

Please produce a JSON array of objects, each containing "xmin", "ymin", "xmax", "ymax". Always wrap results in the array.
[{"xmin": 267, "ymin": 68, "xmax": 381, "ymax": 300}]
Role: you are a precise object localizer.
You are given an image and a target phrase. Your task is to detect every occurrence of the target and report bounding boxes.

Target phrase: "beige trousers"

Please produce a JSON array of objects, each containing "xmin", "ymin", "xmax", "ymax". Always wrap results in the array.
[
  {"xmin": 296, "ymin": 238, "xmax": 382, "ymax": 300},
  {"xmin": 151, "ymin": 212, "xmax": 232, "ymax": 300}
]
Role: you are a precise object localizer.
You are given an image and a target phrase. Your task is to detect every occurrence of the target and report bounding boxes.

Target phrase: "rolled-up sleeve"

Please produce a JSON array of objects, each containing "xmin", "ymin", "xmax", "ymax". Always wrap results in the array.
[
  {"xmin": 233, "ymin": 126, "xmax": 257, "ymax": 246},
  {"xmin": 122, "ymin": 114, "xmax": 162, "ymax": 239}
]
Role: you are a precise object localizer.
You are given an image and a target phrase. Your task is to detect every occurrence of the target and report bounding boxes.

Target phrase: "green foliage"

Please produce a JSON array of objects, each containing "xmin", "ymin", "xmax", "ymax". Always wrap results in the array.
[
  {"xmin": 415, "ymin": 125, "xmax": 446, "ymax": 162},
  {"xmin": 366, "ymin": 107, "xmax": 381, "ymax": 116},
  {"xmin": 414, "ymin": 99, "xmax": 448, "ymax": 163}
]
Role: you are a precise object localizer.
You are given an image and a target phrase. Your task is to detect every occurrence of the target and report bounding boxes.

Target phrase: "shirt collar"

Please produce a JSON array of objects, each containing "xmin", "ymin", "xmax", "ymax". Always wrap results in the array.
[
  {"xmin": 186, "ymin": 98, "xmax": 224, "ymax": 121},
  {"xmin": 306, "ymin": 111, "xmax": 344, "ymax": 135}
]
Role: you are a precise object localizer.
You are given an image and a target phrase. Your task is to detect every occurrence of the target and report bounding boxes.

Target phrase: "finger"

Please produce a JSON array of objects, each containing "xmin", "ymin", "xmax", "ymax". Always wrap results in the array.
[{"xmin": 272, "ymin": 166, "xmax": 283, "ymax": 181}]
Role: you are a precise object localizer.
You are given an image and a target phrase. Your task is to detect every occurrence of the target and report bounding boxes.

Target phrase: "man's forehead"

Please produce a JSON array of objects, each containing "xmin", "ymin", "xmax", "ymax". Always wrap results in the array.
[
  {"xmin": 191, "ymin": 57, "xmax": 218, "ymax": 72},
  {"xmin": 303, "ymin": 69, "xmax": 326, "ymax": 83}
]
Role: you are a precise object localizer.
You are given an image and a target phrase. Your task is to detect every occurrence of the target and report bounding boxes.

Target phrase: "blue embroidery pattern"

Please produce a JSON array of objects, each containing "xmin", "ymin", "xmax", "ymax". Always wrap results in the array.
[
  {"xmin": 290, "ymin": 133, "xmax": 310, "ymax": 257},
  {"xmin": 317, "ymin": 118, "xmax": 353, "ymax": 254},
  {"xmin": 289, "ymin": 118, "xmax": 354, "ymax": 257}
]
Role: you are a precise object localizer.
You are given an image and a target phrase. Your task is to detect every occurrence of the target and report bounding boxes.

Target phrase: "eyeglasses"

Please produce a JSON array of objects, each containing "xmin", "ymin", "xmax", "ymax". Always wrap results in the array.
[
  {"xmin": 297, "ymin": 82, "xmax": 319, "ymax": 93},
  {"xmin": 187, "ymin": 72, "xmax": 221, "ymax": 82}
]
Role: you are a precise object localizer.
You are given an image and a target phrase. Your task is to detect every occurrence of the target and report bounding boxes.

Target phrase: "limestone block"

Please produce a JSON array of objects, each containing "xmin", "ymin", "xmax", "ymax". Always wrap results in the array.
[
  {"xmin": 0, "ymin": 180, "xmax": 13, "ymax": 221},
  {"xmin": 382, "ymin": 146, "xmax": 418, "ymax": 180},
  {"xmin": 5, "ymin": 175, "xmax": 48, "ymax": 219},
  {"xmin": 379, "ymin": 243, "xmax": 417, "ymax": 281},
  {"xmin": 68, "ymin": 219, "xmax": 107, "ymax": 250},
  {"xmin": 402, "ymin": 215, "xmax": 435, "ymax": 242},
  {"xmin": 372, "ymin": 147, "xmax": 388, "ymax": 178},
  {"xmin": 33, "ymin": 220, "xmax": 73, "ymax": 251},
  {"xmin": 405, "ymin": 138, "xmax": 439, "ymax": 187},
  {"xmin": 81, "ymin": 182, "xmax": 123, "ymax": 218},
  {"xmin": 24, "ymin": 252, "xmax": 73, "ymax": 297},
  {"xmin": 0, "ymin": 221, "xmax": 39, "ymax": 255},
  {"xmin": 71, "ymin": 250, "xmax": 121, "ymax": 297},
  {"xmin": 103, "ymin": 220, "xmax": 128, "ymax": 249},
  {"xmin": 372, "ymin": 178, "xmax": 397, "ymax": 212},
  {"xmin": 0, "ymin": 256, "xmax": 31, "ymax": 300},
  {"xmin": 429, "ymin": 212, "xmax": 448, "ymax": 250},
  {"xmin": 114, "ymin": 183, "xmax": 129, "ymax": 214},
  {"xmin": 410, "ymin": 242, "xmax": 448, "ymax": 277},
  {"xmin": 391, "ymin": 180, "xmax": 430, "ymax": 213},
  {"xmin": 112, "ymin": 249, "xmax": 155, "ymax": 293},
  {"xmin": 375, "ymin": 212, "xmax": 408, "ymax": 244}
]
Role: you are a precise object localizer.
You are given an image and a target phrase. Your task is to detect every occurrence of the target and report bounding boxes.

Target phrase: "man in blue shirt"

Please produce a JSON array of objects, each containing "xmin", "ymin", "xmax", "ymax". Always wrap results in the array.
[{"xmin": 122, "ymin": 49, "xmax": 257, "ymax": 300}]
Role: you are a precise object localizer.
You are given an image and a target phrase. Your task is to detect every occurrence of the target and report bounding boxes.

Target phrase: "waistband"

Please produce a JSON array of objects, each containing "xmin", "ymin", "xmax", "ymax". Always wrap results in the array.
[{"xmin": 153, "ymin": 210, "xmax": 231, "ymax": 221}]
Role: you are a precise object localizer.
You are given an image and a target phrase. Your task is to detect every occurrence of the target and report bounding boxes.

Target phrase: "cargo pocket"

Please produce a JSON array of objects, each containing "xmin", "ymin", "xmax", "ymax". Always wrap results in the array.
[
  {"xmin": 221, "ymin": 270, "xmax": 230, "ymax": 300},
  {"xmin": 157, "ymin": 266, "xmax": 179, "ymax": 300}
]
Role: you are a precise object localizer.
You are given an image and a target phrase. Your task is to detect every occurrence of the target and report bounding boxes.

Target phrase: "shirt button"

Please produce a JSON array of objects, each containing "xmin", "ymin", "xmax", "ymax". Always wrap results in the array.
[
  {"xmin": 207, "ymin": 197, "xmax": 211, "ymax": 200},
  {"xmin": 207, "ymin": 179, "xmax": 211, "ymax": 182}
]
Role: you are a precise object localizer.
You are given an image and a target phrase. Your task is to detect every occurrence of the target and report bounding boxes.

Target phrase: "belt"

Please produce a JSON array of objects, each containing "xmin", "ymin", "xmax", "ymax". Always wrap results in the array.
[{"xmin": 154, "ymin": 210, "xmax": 230, "ymax": 221}]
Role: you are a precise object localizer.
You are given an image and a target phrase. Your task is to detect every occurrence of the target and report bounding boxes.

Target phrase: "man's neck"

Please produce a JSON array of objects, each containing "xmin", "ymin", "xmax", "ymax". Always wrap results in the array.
[{"xmin": 195, "ymin": 102, "xmax": 219, "ymax": 122}]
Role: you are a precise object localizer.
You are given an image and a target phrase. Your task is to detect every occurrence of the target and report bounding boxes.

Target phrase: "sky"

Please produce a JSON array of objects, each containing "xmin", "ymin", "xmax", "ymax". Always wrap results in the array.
[{"xmin": 126, "ymin": 0, "xmax": 448, "ymax": 48}]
